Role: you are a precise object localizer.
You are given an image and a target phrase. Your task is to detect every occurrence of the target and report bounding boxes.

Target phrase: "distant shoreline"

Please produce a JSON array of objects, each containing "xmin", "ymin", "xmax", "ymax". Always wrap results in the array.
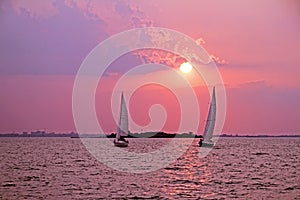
[{"xmin": 0, "ymin": 131, "xmax": 299, "ymax": 138}]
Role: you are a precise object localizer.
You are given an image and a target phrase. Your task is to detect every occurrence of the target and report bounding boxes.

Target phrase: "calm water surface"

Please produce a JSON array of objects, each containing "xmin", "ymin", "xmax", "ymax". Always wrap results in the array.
[{"xmin": 0, "ymin": 137, "xmax": 299, "ymax": 199}]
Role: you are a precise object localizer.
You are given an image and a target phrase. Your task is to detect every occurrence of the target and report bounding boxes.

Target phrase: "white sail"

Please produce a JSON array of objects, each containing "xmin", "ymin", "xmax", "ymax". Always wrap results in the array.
[
  {"xmin": 203, "ymin": 87, "xmax": 216, "ymax": 142},
  {"xmin": 116, "ymin": 92, "xmax": 129, "ymax": 139}
]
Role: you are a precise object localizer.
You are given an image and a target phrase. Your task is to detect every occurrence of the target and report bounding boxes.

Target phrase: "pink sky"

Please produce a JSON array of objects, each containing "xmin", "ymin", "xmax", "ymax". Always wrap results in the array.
[{"xmin": 0, "ymin": 0, "xmax": 299, "ymax": 135}]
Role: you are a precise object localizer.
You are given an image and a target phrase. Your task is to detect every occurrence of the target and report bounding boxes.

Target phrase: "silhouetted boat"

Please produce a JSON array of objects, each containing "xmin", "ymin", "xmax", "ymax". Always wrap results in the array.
[
  {"xmin": 114, "ymin": 92, "xmax": 129, "ymax": 147},
  {"xmin": 199, "ymin": 87, "xmax": 216, "ymax": 148}
]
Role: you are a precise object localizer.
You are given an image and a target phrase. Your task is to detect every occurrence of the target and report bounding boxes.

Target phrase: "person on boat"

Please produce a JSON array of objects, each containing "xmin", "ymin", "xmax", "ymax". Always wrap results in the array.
[
  {"xmin": 198, "ymin": 136, "xmax": 203, "ymax": 146},
  {"xmin": 120, "ymin": 136, "xmax": 128, "ymax": 143}
]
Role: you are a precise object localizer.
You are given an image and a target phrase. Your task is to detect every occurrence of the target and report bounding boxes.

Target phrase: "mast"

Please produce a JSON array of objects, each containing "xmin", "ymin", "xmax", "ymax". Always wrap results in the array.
[{"xmin": 203, "ymin": 87, "xmax": 216, "ymax": 142}]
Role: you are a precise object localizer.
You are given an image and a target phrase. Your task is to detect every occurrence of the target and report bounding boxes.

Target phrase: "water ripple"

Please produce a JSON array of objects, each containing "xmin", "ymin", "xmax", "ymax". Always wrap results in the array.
[{"xmin": 0, "ymin": 137, "xmax": 299, "ymax": 199}]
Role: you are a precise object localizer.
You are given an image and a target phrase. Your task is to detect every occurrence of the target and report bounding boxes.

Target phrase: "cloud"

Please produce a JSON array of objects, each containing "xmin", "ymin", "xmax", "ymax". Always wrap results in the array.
[
  {"xmin": 132, "ymin": 46, "xmax": 228, "ymax": 70},
  {"xmin": 11, "ymin": 0, "xmax": 59, "ymax": 19},
  {"xmin": 0, "ymin": 1, "xmax": 105, "ymax": 75},
  {"xmin": 196, "ymin": 37, "xmax": 229, "ymax": 67},
  {"xmin": 63, "ymin": 0, "xmax": 154, "ymax": 34},
  {"xmin": 239, "ymin": 79, "xmax": 267, "ymax": 88},
  {"xmin": 9, "ymin": 0, "xmax": 154, "ymax": 34},
  {"xmin": 195, "ymin": 37, "xmax": 206, "ymax": 45},
  {"xmin": 133, "ymin": 49, "xmax": 186, "ymax": 69},
  {"xmin": 209, "ymin": 54, "xmax": 229, "ymax": 66},
  {"xmin": 115, "ymin": 0, "xmax": 133, "ymax": 17},
  {"xmin": 3, "ymin": 0, "xmax": 228, "ymax": 76}
]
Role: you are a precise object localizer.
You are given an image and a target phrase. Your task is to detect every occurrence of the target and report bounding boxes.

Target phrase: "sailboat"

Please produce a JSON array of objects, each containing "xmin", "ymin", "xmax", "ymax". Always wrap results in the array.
[
  {"xmin": 199, "ymin": 87, "xmax": 216, "ymax": 148},
  {"xmin": 113, "ymin": 92, "xmax": 129, "ymax": 147}
]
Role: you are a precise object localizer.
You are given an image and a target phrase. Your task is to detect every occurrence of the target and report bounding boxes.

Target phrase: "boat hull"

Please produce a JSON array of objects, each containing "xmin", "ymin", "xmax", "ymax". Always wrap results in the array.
[
  {"xmin": 199, "ymin": 142, "xmax": 214, "ymax": 148},
  {"xmin": 114, "ymin": 140, "xmax": 129, "ymax": 147}
]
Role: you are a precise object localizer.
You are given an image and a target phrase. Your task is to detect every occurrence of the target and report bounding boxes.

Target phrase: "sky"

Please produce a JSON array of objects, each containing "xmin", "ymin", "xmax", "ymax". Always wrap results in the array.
[{"xmin": 0, "ymin": 0, "xmax": 300, "ymax": 135}]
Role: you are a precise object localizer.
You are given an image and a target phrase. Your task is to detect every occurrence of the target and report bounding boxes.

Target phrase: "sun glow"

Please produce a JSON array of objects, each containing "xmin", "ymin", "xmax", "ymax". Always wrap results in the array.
[{"xmin": 180, "ymin": 62, "xmax": 193, "ymax": 73}]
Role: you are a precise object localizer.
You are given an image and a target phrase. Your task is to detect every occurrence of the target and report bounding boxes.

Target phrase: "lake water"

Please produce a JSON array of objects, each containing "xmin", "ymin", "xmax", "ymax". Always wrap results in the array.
[{"xmin": 0, "ymin": 137, "xmax": 299, "ymax": 199}]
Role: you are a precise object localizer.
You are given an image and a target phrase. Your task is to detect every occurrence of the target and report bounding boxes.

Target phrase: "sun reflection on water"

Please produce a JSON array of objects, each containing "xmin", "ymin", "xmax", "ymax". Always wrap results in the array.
[{"xmin": 159, "ymin": 139, "xmax": 217, "ymax": 198}]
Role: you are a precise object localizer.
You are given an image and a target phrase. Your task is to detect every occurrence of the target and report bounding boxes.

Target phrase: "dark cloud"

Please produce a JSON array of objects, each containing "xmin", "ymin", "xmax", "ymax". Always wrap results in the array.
[
  {"xmin": 0, "ymin": 2, "xmax": 106, "ymax": 75},
  {"xmin": 115, "ymin": 0, "xmax": 132, "ymax": 16},
  {"xmin": 0, "ymin": 0, "xmax": 155, "ymax": 75}
]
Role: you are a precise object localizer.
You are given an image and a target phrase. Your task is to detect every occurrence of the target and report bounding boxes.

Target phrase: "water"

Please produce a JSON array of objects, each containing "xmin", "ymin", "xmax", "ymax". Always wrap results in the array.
[{"xmin": 0, "ymin": 137, "xmax": 299, "ymax": 199}]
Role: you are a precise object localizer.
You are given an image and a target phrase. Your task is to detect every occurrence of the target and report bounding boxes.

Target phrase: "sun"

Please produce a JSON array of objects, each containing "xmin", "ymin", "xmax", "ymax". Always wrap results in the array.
[{"xmin": 180, "ymin": 62, "xmax": 193, "ymax": 73}]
